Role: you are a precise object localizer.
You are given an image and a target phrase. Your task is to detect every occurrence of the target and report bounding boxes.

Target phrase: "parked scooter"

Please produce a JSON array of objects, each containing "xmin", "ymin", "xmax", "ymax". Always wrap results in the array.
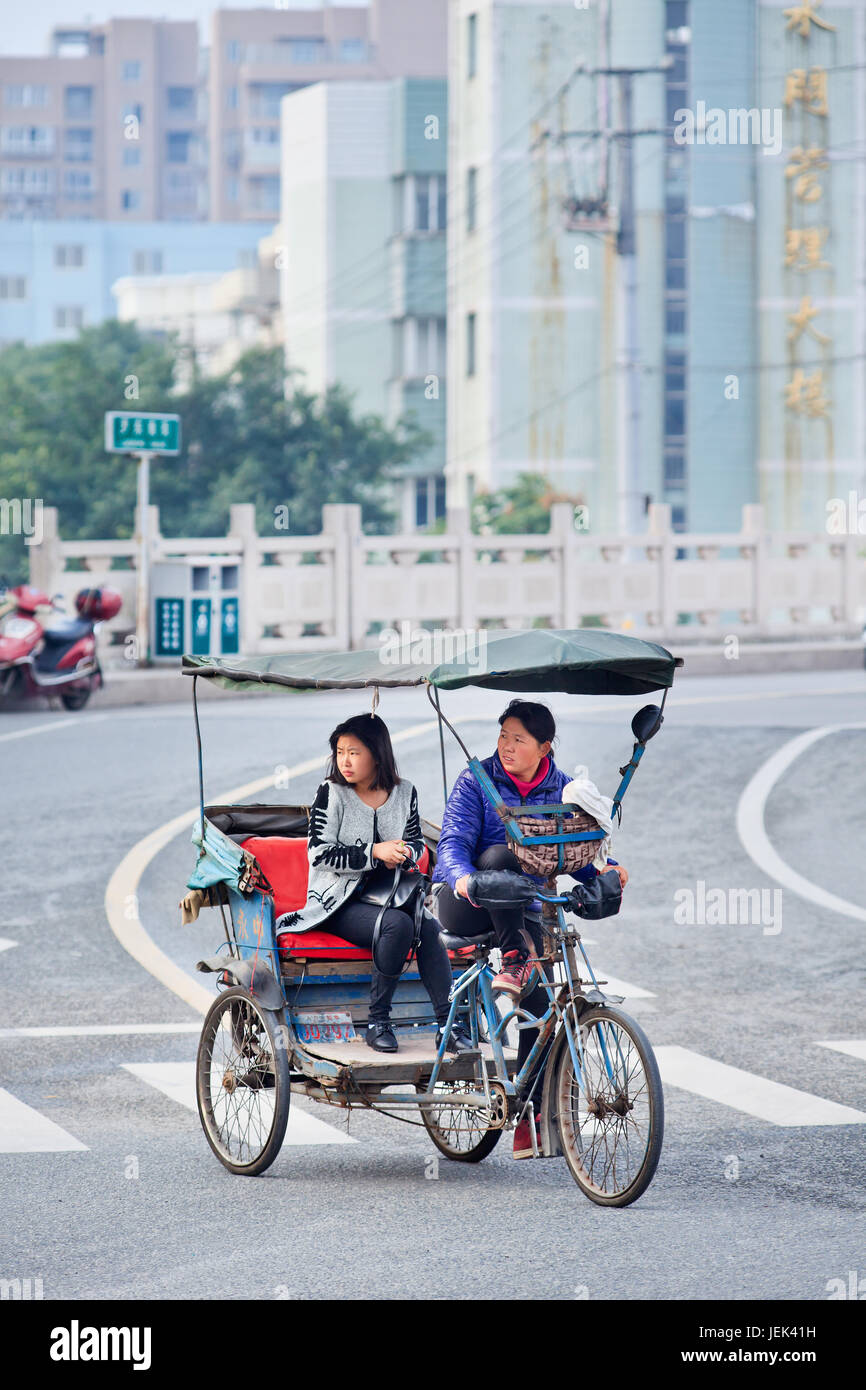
[{"xmin": 0, "ymin": 581, "xmax": 121, "ymax": 711}]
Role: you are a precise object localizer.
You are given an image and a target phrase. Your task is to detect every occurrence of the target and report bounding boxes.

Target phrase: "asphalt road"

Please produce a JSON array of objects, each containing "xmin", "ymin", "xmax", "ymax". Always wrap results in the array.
[{"xmin": 1, "ymin": 669, "xmax": 864, "ymax": 1302}]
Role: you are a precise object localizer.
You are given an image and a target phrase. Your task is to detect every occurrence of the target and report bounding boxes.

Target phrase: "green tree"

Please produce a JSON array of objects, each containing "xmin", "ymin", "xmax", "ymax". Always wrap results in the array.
[
  {"xmin": 0, "ymin": 328, "xmax": 431, "ymax": 581},
  {"xmin": 472, "ymin": 471, "xmax": 583, "ymax": 534}
]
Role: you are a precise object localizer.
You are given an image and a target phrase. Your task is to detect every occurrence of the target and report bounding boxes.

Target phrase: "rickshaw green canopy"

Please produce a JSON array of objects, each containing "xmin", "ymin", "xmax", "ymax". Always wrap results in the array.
[{"xmin": 182, "ymin": 628, "xmax": 682, "ymax": 698}]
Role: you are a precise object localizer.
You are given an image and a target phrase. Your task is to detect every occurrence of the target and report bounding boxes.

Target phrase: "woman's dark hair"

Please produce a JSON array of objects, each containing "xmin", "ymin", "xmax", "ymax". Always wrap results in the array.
[
  {"xmin": 497, "ymin": 699, "xmax": 557, "ymax": 748},
  {"xmin": 327, "ymin": 713, "xmax": 400, "ymax": 792}
]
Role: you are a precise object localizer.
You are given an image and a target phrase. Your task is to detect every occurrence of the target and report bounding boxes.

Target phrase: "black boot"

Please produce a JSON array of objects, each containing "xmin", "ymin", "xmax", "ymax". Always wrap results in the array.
[{"xmin": 366, "ymin": 1020, "xmax": 398, "ymax": 1052}]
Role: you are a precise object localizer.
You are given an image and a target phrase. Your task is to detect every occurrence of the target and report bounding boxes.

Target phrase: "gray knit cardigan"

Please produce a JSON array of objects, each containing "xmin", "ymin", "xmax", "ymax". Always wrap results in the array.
[{"xmin": 275, "ymin": 777, "xmax": 424, "ymax": 933}]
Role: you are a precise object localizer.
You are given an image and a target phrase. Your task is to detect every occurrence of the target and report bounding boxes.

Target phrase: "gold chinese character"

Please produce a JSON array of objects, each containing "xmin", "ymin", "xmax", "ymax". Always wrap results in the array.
[
  {"xmin": 785, "ymin": 145, "xmax": 828, "ymax": 202},
  {"xmin": 784, "ymin": 2, "xmax": 837, "ymax": 39},
  {"xmin": 784, "ymin": 368, "xmax": 831, "ymax": 418},
  {"xmin": 787, "ymin": 295, "xmax": 831, "ymax": 346},
  {"xmin": 784, "ymin": 227, "xmax": 830, "ymax": 270},
  {"xmin": 784, "ymin": 67, "xmax": 829, "ymax": 116}
]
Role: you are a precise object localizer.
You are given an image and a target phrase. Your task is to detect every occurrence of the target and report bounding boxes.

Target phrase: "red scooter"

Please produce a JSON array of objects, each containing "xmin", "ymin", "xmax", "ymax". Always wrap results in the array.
[{"xmin": 0, "ymin": 582, "xmax": 121, "ymax": 711}]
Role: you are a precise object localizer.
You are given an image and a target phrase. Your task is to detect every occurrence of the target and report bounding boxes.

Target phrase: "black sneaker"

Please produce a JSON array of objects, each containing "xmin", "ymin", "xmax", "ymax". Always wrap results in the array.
[
  {"xmin": 436, "ymin": 1023, "xmax": 478, "ymax": 1054},
  {"xmin": 366, "ymin": 1021, "xmax": 398, "ymax": 1052}
]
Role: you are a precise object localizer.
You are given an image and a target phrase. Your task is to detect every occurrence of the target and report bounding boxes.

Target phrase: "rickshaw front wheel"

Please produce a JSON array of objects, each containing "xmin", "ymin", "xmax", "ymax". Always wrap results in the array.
[
  {"xmin": 554, "ymin": 1004, "xmax": 663, "ymax": 1207},
  {"xmin": 197, "ymin": 986, "xmax": 291, "ymax": 1176}
]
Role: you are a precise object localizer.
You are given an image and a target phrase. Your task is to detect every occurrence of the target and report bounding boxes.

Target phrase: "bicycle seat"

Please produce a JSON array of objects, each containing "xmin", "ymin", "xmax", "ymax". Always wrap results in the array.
[{"xmin": 438, "ymin": 930, "xmax": 495, "ymax": 952}]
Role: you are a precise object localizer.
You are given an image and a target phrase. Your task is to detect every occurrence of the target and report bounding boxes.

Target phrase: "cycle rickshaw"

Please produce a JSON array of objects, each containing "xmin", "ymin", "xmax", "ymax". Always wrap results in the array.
[{"xmin": 181, "ymin": 628, "xmax": 681, "ymax": 1207}]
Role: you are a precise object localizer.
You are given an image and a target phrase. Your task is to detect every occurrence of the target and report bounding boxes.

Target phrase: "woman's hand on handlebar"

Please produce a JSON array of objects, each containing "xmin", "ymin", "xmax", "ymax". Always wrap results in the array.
[{"xmin": 373, "ymin": 839, "xmax": 412, "ymax": 869}]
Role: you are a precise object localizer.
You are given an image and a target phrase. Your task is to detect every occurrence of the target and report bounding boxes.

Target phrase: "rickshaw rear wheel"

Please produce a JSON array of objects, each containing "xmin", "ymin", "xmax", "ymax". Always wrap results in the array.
[
  {"xmin": 554, "ymin": 1004, "xmax": 663, "ymax": 1207},
  {"xmin": 197, "ymin": 986, "xmax": 290, "ymax": 1176},
  {"xmin": 417, "ymin": 1080, "xmax": 503, "ymax": 1163}
]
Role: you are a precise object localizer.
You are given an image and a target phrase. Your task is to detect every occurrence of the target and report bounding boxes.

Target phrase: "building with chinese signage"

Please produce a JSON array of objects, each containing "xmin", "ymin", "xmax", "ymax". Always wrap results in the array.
[{"xmin": 446, "ymin": 0, "xmax": 865, "ymax": 534}]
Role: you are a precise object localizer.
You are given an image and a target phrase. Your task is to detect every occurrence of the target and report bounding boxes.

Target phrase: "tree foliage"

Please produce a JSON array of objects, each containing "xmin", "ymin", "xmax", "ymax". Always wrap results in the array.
[{"xmin": 0, "ymin": 323, "xmax": 431, "ymax": 581}]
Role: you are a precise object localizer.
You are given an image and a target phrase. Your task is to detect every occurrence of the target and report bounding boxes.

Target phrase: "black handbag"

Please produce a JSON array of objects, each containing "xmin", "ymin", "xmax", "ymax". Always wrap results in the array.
[
  {"xmin": 566, "ymin": 870, "xmax": 623, "ymax": 920},
  {"xmin": 356, "ymin": 857, "xmax": 429, "ymax": 980}
]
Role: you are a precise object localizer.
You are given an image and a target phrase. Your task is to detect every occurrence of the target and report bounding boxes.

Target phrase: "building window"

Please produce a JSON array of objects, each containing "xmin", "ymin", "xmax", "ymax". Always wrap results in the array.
[
  {"xmin": 1, "ymin": 167, "xmax": 55, "ymax": 192},
  {"xmin": 54, "ymin": 244, "xmax": 85, "ymax": 268},
  {"xmin": 122, "ymin": 103, "xmax": 143, "ymax": 124},
  {"xmin": 226, "ymin": 177, "xmax": 239, "ymax": 202},
  {"xmin": 0, "ymin": 277, "xmax": 27, "ymax": 299},
  {"xmin": 55, "ymin": 306, "xmax": 84, "ymax": 329},
  {"xmin": 466, "ymin": 166, "xmax": 477, "ymax": 233},
  {"xmin": 64, "ymin": 86, "xmax": 93, "ymax": 119},
  {"xmin": 338, "ymin": 39, "xmax": 366, "ymax": 64},
  {"xmin": 287, "ymin": 39, "xmax": 326, "ymax": 64},
  {"xmin": 671, "ymin": 503, "xmax": 687, "ymax": 531},
  {"xmin": 663, "ymin": 452, "xmax": 686, "ymax": 488},
  {"xmin": 401, "ymin": 317, "xmax": 446, "ymax": 378},
  {"xmin": 121, "ymin": 189, "xmax": 140, "ymax": 210},
  {"xmin": 226, "ymin": 86, "xmax": 238, "ymax": 110},
  {"xmin": 415, "ymin": 478, "xmax": 429, "ymax": 529},
  {"xmin": 122, "ymin": 60, "xmax": 142, "ymax": 82},
  {"xmin": 64, "ymin": 128, "xmax": 93, "ymax": 162},
  {"xmin": 63, "ymin": 169, "xmax": 93, "ymax": 199},
  {"xmin": 434, "ymin": 474, "xmax": 446, "ymax": 520},
  {"xmin": 132, "ymin": 249, "xmax": 163, "ymax": 273},
  {"xmin": 248, "ymin": 175, "xmax": 279, "ymax": 213},
  {"xmin": 227, "ymin": 41, "xmax": 242, "ymax": 63},
  {"xmin": 468, "ymin": 13, "xmax": 478, "ymax": 78},
  {"xmin": 408, "ymin": 174, "xmax": 446, "ymax": 233},
  {"xmin": 166, "ymin": 131, "xmax": 192, "ymax": 164},
  {"xmin": 5, "ymin": 84, "xmax": 49, "ymax": 107},
  {"xmin": 248, "ymin": 82, "xmax": 299, "ymax": 119},
  {"xmin": 0, "ymin": 126, "xmax": 55, "ymax": 156},
  {"xmin": 466, "ymin": 313, "xmax": 476, "ymax": 377},
  {"xmin": 167, "ymin": 86, "xmax": 195, "ymax": 113},
  {"xmin": 123, "ymin": 146, "xmax": 141, "ymax": 166}
]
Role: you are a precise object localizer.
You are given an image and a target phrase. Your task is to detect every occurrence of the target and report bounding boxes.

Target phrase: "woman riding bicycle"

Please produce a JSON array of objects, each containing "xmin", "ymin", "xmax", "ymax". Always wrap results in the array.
[{"xmin": 432, "ymin": 698, "xmax": 627, "ymax": 1156}]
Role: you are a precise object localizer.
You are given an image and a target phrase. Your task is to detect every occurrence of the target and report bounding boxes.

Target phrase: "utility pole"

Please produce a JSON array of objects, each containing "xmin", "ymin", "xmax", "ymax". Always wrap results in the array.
[{"xmin": 557, "ymin": 59, "xmax": 672, "ymax": 536}]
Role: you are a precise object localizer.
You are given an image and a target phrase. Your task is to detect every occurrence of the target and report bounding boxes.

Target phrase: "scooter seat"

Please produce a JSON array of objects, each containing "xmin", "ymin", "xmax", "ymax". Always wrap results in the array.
[{"xmin": 41, "ymin": 618, "xmax": 92, "ymax": 645}]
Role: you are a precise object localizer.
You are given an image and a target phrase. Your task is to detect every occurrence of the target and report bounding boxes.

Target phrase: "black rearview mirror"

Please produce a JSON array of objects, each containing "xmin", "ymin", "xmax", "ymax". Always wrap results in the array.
[{"xmin": 631, "ymin": 704, "xmax": 664, "ymax": 744}]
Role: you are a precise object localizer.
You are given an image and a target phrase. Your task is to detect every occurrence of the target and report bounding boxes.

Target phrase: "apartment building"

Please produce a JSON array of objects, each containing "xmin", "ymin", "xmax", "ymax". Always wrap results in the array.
[
  {"xmin": 281, "ymin": 78, "xmax": 448, "ymax": 529},
  {"xmin": 0, "ymin": 19, "xmax": 204, "ymax": 222},
  {"xmin": 209, "ymin": 2, "xmax": 447, "ymax": 221}
]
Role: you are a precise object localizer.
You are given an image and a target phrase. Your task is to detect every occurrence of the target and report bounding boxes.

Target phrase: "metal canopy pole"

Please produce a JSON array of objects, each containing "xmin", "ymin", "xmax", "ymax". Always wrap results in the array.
[
  {"xmin": 431, "ymin": 683, "xmax": 449, "ymax": 804},
  {"xmin": 192, "ymin": 674, "xmax": 206, "ymax": 853}
]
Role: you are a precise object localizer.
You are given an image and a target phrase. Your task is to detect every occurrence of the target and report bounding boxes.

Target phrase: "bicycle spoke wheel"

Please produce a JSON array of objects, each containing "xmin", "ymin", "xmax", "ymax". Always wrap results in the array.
[
  {"xmin": 554, "ymin": 1004, "xmax": 663, "ymax": 1206},
  {"xmin": 197, "ymin": 986, "xmax": 290, "ymax": 1176},
  {"xmin": 419, "ymin": 1080, "xmax": 502, "ymax": 1162}
]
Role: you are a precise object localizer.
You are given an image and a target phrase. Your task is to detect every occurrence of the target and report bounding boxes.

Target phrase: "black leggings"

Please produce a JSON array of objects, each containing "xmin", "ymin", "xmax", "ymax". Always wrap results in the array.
[
  {"xmin": 327, "ymin": 897, "xmax": 453, "ymax": 1026},
  {"xmin": 436, "ymin": 845, "xmax": 553, "ymax": 1088}
]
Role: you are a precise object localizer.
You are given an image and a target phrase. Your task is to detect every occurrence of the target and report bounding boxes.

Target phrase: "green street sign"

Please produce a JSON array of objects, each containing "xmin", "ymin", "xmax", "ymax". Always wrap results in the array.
[{"xmin": 105, "ymin": 411, "xmax": 181, "ymax": 455}]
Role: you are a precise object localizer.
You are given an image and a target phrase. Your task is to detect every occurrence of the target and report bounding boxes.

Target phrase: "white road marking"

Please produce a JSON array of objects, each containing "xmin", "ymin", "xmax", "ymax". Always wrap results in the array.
[
  {"xmin": 0, "ymin": 937, "xmax": 17, "ymax": 954},
  {"xmin": 0, "ymin": 714, "xmax": 107, "ymax": 744},
  {"xmin": 655, "ymin": 1045, "xmax": 866, "ymax": 1126},
  {"xmin": 0, "ymin": 1087, "xmax": 88, "ymax": 1153},
  {"xmin": 736, "ymin": 723, "xmax": 866, "ymax": 924},
  {"xmin": 0, "ymin": 1022, "xmax": 202, "ymax": 1039},
  {"xmin": 104, "ymin": 717, "xmax": 470, "ymax": 1015},
  {"xmin": 549, "ymin": 960, "xmax": 655, "ymax": 999},
  {"xmin": 121, "ymin": 1062, "xmax": 356, "ymax": 1144},
  {"xmin": 816, "ymin": 1039, "xmax": 866, "ymax": 1063}
]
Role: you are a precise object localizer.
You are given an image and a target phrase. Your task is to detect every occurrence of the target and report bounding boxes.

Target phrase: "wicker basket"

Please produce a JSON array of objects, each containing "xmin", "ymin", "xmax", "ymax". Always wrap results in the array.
[{"xmin": 507, "ymin": 808, "xmax": 603, "ymax": 877}]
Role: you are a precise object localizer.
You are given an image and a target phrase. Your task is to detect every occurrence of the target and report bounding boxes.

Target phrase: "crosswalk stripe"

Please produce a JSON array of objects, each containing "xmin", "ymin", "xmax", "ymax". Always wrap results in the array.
[
  {"xmin": 816, "ymin": 1040, "xmax": 866, "ymax": 1063},
  {"xmin": 121, "ymin": 1062, "xmax": 357, "ymax": 1144},
  {"xmin": 549, "ymin": 961, "xmax": 655, "ymax": 999},
  {"xmin": 0, "ymin": 1023, "xmax": 202, "ymax": 1039},
  {"xmin": 0, "ymin": 1087, "xmax": 88, "ymax": 1153},
  {"xmin": 654, "ymin": 1046, "xmax": 866, "ymax": 1126},
  {"xmin": 0, "ymin": 938, "xmax": 18, "ymax": 954}
]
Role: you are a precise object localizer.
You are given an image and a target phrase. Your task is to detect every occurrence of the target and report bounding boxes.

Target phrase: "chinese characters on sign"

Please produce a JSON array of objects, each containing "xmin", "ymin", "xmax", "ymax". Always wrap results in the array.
[{"xmin": 782, "ymin": 3, "xmax": 835, "ymax": 425}]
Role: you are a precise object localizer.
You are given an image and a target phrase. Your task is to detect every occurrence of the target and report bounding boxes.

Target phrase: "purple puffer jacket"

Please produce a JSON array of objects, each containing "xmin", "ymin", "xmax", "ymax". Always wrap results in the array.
[{"xmin": 432, "ymin": 750, "xmax": 616, "ymax": 908}]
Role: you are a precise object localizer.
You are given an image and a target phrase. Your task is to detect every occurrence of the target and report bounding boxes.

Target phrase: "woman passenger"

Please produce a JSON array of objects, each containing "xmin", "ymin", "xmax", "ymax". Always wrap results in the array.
[{"xmin": 277, "ymin": 714, "xmax": 474, "ymax": 1055}]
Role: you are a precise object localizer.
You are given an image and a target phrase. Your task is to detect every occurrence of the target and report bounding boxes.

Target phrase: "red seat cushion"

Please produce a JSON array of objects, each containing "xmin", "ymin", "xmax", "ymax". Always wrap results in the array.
[
  {"xmin": 240, "ymin": 836, "xmax": 309, "ymax": 918},
  {"xmin": 242, "ymin": 835, "xmax": 431, "ymax": 960}
]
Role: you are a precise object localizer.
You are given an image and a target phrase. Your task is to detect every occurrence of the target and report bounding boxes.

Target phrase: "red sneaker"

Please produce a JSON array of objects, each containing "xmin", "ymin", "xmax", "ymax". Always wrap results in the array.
[
  {"xmin": 491, "ymin": 950, "xmax": 537, "ymax": 998},
  {"xmin": 513, "ymin": 1111, "xmax": 542, "ymax": 1160}
]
